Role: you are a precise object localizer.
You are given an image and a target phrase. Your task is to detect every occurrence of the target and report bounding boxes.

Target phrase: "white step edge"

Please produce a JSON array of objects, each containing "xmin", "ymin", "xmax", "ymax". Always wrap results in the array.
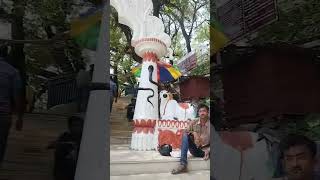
[
  {"xmin": 110, "ymin": 157, "xmax": 209, "ymax": 176},
  {"xmin": 110, "ymin": 170, "xmax": 210, "ymax": 180}
]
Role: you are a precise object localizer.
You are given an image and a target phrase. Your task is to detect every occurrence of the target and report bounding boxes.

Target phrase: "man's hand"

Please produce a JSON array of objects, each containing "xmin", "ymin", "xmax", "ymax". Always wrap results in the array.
[
  {"xmin": 203, "ymin": 150, "xmax": 210, "ymax": 160},
  {"xmin": 192, "ymin": 132, "xmax": 202, "ymax": 147}
]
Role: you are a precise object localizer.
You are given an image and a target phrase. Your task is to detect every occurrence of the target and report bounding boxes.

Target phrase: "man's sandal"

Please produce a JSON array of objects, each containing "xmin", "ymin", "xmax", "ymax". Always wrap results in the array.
[{"xmin": 171, "ymin": 164, "xmax": 188, "ymax": 175}]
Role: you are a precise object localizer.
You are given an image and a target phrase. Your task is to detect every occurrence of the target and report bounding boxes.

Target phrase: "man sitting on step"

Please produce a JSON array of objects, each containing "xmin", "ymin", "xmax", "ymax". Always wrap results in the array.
[{"xmin": 171, "ymin": 104, "xmax": 210, "ymax": 174}]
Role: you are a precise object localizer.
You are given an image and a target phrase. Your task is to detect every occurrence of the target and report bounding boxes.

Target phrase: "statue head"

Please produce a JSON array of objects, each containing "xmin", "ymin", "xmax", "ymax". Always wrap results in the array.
[{"xmin": 159, "ymin": 90, "xmax": 173, "ymax": 103}]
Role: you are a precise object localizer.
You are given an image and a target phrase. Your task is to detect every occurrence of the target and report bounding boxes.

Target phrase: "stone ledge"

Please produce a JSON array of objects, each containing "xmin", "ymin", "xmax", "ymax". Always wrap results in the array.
[
  {"xmin": 110, "ymin": 145, "xmax": 210, "ymax": 176},
  {"xmin": 110, "ymin": 170, "xmax": 210, "ymax": 180}
]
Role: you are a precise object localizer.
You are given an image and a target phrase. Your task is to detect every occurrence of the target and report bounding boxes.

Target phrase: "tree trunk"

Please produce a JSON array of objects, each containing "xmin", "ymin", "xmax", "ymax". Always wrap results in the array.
[
  {"xmin": 112, "ymin": 12, "xmax": 142, "ymax": 63},
  {"xmin": 179, "ymin": 20, "xmax": 192, "ymax": 52},
  {"xmin": 152, "ymin": 0, "xmax": 161, "ymax": 17},
  {"xmin": 185, "ymin": 35, "xmax": 192, "ymax": 53},
  {"xmin": 10, "ymin": 0, "xmax": 26, "ymax": 108}
]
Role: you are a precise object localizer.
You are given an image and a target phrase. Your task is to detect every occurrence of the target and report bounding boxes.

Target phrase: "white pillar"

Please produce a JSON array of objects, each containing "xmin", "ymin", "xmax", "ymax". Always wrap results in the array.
[
  {"xmin": 131, "ymin": 54, "xmax": 158, "ymax": 150},
  {"xmin": 130, "ymin": 41, "xmax": 168, "ymax": 151},
  {"xmin": 110, "ymin": 0, "xmax": 171, "ymax": 151},
  {"xmin": 75, "ymin": 3, "xmax": 109, "ymax": 180}
]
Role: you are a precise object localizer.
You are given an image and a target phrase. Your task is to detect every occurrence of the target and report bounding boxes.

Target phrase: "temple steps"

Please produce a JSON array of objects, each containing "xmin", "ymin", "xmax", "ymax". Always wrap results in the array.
[
  {"xmin": 110, "ymin": 97, "xmax": 133, "ymax": 145},
  {"xmin": 110, "ymin": 145, "xmax": 210, "ymax": 176},
  {"xmin": 110, "ymin": 170, "xmax": 210, "ymax": 180},
  {"xmin": 110, "ymin": 136, "xmax": 132, "ymax": 144}
]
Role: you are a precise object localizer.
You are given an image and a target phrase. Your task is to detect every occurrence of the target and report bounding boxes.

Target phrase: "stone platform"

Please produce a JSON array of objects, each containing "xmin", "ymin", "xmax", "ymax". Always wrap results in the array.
[
  {"xmin": 110, "ymin": 97, "xmax": 210, "ymax": 179},
  {"xmin": 110, "ymin": 145, "xmax": 210, "ymax": 178}
]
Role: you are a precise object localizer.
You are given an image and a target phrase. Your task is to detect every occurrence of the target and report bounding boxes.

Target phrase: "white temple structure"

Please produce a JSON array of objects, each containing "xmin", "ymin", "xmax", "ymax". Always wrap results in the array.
[{"xmin": 111, "ymin": 0, "xmax": 171, "ymax": 151}]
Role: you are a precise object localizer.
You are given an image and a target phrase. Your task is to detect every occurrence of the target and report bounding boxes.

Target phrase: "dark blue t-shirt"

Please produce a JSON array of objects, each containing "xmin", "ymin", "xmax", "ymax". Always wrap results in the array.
[{"xmin": 0, "ymin": 58, "xmax": 22, "ymax": 113}]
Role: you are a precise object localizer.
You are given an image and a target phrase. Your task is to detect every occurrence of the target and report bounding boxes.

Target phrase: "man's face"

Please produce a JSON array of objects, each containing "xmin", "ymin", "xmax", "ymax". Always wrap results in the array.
[
  {"xmin": 283, "ymin": 145, "xmax": 316, "ymax": 180},
  {"xmin": 198, "ymin": 107, "xmax": 209, "ymax": 119}
]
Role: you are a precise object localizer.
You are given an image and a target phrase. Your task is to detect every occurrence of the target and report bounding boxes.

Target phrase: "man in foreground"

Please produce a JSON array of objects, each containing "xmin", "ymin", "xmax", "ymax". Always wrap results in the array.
[
  {"xmin": 274, "ymin": 134, "xmax": 320, "ymax": 180},
  {"xmin": 171, "ymin": 104, "xmax": 210, "ymax": 174},
  {"xmin": 0, "ymin": 45, "xmax": 24, "ymax": 166}
]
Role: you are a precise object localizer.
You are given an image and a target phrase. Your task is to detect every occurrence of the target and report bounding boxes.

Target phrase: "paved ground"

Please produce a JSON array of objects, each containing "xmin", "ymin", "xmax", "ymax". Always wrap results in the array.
[
  {"xmin": 0, "ymin": 97, "xmax": 132, "ymax": 180},
  {"xmin": 110, "ymin": 170, "xmax": 210, "ymax": 180},
  {"xmin": 0, "ymin": 113, "xmax": 68, "ymax": 180}
]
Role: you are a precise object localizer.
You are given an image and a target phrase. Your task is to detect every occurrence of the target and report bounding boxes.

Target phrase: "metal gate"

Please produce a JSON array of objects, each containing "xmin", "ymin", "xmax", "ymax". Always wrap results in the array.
[{"xmin": 47, "ymin": 74, "xmax": 79, "ymax": 109}]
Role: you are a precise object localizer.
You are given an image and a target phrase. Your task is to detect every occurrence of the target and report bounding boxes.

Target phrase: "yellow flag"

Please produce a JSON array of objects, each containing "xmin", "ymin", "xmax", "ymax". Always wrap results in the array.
[{"xmin": 210, "ymin": 21, "xmax": 229, "ymax": 55}]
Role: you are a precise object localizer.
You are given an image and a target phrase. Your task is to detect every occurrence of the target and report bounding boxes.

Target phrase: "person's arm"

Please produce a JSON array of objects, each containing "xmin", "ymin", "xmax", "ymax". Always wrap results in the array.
[
  {"xmin": 192, "ymin": 132, "xmax": 202, "ymax": 147},
  {"xmin": 12, "ymin": 71, "xmax": 24, "ymax": 131},
  {"xmin": 198, "ymin": 129, "xmax": 210, "ymax": 148},
  {"xmin": 204, "ymin": 147, "xmax": 210, "ymax": 153},
  {"xmin": 203, "ymin": 122, "xmax": 211, "ymax": 160},
  {"xmin": 203, "ymin": 147, "xmax": 210, "ymax": 160}
]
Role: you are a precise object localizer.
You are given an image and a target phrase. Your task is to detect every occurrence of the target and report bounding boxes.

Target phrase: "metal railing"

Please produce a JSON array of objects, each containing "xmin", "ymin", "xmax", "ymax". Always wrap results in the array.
[{"xmin": 47, "ymin": 74, "xmax": 79, "ymax": 109}]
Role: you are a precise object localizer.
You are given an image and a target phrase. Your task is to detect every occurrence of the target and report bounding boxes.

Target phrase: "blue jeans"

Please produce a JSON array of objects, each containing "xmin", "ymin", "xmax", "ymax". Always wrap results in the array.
[{"xmin": 180, "ymin": 133, "xmax": 205, "ymax": 165}]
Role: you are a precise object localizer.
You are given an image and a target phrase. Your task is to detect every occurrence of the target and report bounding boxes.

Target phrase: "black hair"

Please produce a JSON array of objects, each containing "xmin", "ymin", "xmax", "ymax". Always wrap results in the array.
[
  {"xmin": 198, "ymin": 104, "xmax": 209, "ymax": 112},
  {"xmin": 280, "ymin": 134, "xmax": 317, "ymax": 158},
  {"xmin": 0, "ymin": 45, "xmax": 8, "ymax": 57}
]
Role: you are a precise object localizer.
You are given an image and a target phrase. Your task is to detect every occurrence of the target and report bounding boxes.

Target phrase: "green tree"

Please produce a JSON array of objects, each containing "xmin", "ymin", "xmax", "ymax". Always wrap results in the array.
[
  {"xmin": 1, "ymin": 0, "xmax": 88, "ymax": 110},
  {"xmin": 110, "ymin": 0, "xmax": 209, "ymax": 91},
  {"xmin": 164, "ymin": 0, "xmax": 209, "ymax": 53},
  {"xmin": 253, "ymin": 0, "xmax": 320, "ymax": 44}
]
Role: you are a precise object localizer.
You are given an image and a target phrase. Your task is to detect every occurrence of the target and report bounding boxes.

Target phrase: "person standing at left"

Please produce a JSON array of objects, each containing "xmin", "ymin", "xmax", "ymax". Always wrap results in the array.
[
  {"xmin": 0, "ymin": 45, "xmax": 24, "ymax": 166},
  {"xmin": 110, "ymin": 77, "xmax": 118, "ymax": 112}
]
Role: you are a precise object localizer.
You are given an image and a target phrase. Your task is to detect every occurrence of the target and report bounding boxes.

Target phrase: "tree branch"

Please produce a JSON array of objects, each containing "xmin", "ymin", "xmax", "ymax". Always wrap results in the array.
[
  {"xmin": 172, "ymin": 22, "xmax": 179, "ymax": 40},
  {"xmin": 194, "ymin": 19, "xmax": 207, "ymax": 30},
  {"xmin": 165, "ymin": 1, "xmax": 182, "ymax": 12},
  {"xmin": 152, "ymin": 0, "xmax": 165, "ymax": 17},
  {"xmin": 171, "ymin": 12, "xmax": 192, "ymax": 52},
  {"xmin": 112, "ymin": 11, "xmax": 142, "ymax": 63},
  {"xmin": 167, "ymin": 14, "xmax": 179, "ymax": 40},
  {"xmin": 188, "ymin": 1, "xmax": 207, "ymax": 37}
]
